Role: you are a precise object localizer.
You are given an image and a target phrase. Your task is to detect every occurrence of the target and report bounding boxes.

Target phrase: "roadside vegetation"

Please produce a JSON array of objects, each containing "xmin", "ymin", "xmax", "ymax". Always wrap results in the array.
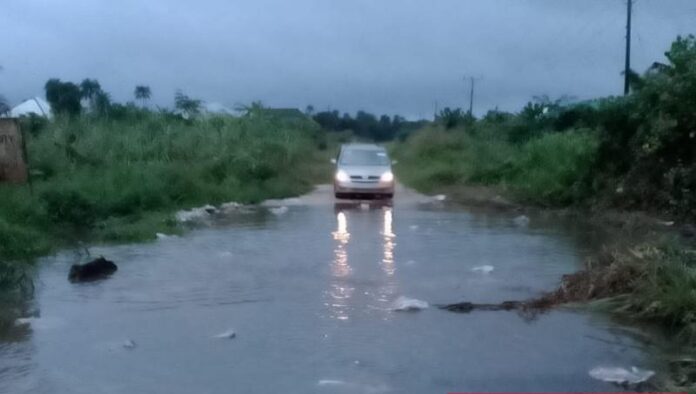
[
  {"xmin": 0, "ymin": 88, "xmax": 332, "ymax": 286},
  {"xmin": 393, "ymin": 35, "xmax": 696, "ymax": 382},
  {"xmin": 395, "ymin": 35, "xmax": 696, "ymax": 218}
]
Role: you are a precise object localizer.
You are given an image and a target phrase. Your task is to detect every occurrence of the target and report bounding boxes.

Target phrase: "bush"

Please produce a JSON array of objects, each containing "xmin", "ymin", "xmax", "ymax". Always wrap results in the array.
[
  {"xmin": 40, "ymin": 189, "xmax": 99, "ymax": 228},
  {"xmin": 508, "ymin": 130, "xmax": 598, "ymax": 205}
]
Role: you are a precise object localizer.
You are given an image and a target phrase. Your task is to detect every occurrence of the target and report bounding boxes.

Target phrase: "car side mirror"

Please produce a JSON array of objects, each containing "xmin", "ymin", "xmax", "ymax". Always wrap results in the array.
[
  {"xmin": 391, "ymin": 160, "xmax": 398, "ymax": 165},
  {"xmin": 330, "ymin": 158, "xmax": 337, "ymax": 164}
]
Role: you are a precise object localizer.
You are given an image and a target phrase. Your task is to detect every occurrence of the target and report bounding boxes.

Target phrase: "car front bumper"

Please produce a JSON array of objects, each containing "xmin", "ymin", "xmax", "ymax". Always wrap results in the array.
[{"xmin": 334, "ymin": 180, "xmax": 394, "ymax": 195}]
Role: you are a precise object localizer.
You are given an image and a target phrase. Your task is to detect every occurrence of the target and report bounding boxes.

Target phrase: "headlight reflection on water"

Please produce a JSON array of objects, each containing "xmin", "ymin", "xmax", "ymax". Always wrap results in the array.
[
  {"xmin": 381, "ymin": 208, "xmax": 396, "ymax": 276},
  {"xmin": 328, "ymin": 211, "xmax": 354, "ymax": 321}
]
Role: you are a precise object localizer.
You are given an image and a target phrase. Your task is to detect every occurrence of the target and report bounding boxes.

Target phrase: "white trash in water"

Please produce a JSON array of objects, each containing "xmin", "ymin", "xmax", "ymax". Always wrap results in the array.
[
  {"xmin": 270, "ymin": 206, "xmax": 289, "ymax": 215},
  {"xmin": 175, "ymin": 205, "xmax": 217, "ymax": 223},
  {"xmin": 392, "ymin": 296, "xmax": 429, "ymax": 311},
  {"xmin": 156, "ymin": 233, "xmax": 177, "ymax": 240},
  {"xmin": 317, "ymin": 379, "xmax": 390, "ymax": 393},
  {"xmin": 513, "ymin": 215, "xmax": 530, "ymax": 227},
  {"xmin": 433, "ymin": 194, "xmax": 447, "ymax": 201},
  {"xmin": 213, "ymin": 329, "xmax": 236, "ymax": 339},
  {"xmin": 220, "ymin": 202, "xmax": 242, "ymax": 212},
  {"xmin": 471, "ymin": 265, "xmax": 494, "ymax": 274},
  {"xmin": 14, "ymin": 316, "xmax": 64, "ymax": 330},
  {"xmin": 122, "ymin": 339, "xmax": 137, "ymax": 349},
  {"xmin": 589, "ymin": 366, "xmax": 655, "ymax": 385},
  {"xmin": 318, "ymin": 379, "xmax": 347, "ymax": 386}
]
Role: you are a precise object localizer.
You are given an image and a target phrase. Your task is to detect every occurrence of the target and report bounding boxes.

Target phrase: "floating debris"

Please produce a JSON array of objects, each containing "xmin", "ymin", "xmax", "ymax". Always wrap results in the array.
[
  {"xmin": 513, "ymin": 215, "xmax": 530, "ymax": 227},
  {"xmin": 213, "ymin": 329, "xmax": 236, "ymax": 339},
  {"xmin": 261, "ymin": 197, "xmax": 303, "ymax": 207},
  {"xmin": 317, "ymin": 379, "xmax": 390, "ymax": 393},
  {"xmin": 360, "ymin": 202, "xmax": 370, "ymax": 210},
  {"xmin": 433, "ymin": 194, "xmax": 447, "ymax": 201},
  {"xmin": 122, "ymin": 339, "xmax": 137, "ymax": 349},
  {"xmin": 440, "ymin": 301, "xmax": 521, "ymax": 313},
  {"xmin": 175, "ymin": 205, "xmax": 217, "ymax": 223},
  {"xmin": 471, "ymin": 265, "xmax": 494, "ymax": 274},
  {"xmin": 69, "ymin": 256, "xmax": 117, "ymax": 282},
  {"xmin": 156, "ymin": 233, "xmax": 177, "ymax": 240},
  {"xmin": 589, "ymin": 366, "xmax": 655, "ymax": 385},
  {"xmin": 392, "ymin": 296, "xmax": 429, "ymax": 311},
  {"xmin": 270, "ymin": 206, "xmax": 289, "ymax": 215},
  {"xmin": 220, "ymin": 202, "xmax": 242, "ymax": 213}
]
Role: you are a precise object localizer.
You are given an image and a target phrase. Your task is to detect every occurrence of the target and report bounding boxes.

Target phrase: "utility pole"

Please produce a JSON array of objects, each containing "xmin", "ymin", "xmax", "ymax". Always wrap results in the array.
[
  {"xmin": 464, "ymin": 76, "xmax": 482, "ymax": 116},
  {"xmin": 624, "ymin": 0, "xmax": 632, "ymax": 95},
  {"xmin": 468, "ymin": 77, "xmax": 475, "ymax": 116}
]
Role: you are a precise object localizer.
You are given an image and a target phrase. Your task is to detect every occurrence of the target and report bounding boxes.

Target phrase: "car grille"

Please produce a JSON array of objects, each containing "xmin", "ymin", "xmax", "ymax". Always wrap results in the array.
[{"xmin": 348, "ymin": 175, "xmax": 379, "ymax": 183}]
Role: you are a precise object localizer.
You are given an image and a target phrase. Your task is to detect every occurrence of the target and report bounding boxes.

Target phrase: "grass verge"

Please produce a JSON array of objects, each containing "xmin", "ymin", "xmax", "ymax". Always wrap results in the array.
[{"xmin": 0, "ymin": 111, "xmax": 332, "ymax": 286}]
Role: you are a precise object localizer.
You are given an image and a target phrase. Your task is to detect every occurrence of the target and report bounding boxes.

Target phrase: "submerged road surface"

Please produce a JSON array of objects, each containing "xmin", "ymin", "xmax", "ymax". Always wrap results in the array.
[{"xmin": 0, "ymin": 185, "xmax": 658, "ymax": 393}]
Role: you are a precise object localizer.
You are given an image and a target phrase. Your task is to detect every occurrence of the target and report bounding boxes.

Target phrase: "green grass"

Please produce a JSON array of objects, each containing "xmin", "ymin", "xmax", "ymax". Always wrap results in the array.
[
  {"xmin": 392, "ymin": 125, "xmax": 599, "ymax": 205},
  {"xmin": 0, "ymin": 112, "xmax": 331, "ymax": 270}
]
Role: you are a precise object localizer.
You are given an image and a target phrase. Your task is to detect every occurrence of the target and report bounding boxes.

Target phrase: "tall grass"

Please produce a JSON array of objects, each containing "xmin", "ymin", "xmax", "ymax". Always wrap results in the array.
[
  {"xmin": 392, "ymin": 125, "xmax": 598, "ymax": 205},
  {"xmin": 0, "ymin": 112, "xmax": 330, "ymax": 265}
]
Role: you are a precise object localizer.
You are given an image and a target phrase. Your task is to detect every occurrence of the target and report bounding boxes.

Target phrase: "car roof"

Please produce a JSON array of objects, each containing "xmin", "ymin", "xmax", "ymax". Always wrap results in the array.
[{"xmin": 340, "ymin": 143, "xmax": 385, "ymax": 151}]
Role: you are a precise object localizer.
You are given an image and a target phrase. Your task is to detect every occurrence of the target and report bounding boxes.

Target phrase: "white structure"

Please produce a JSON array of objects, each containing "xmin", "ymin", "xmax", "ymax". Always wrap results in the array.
[
  {"xmin": 10, "ymin": 97, "xmax": 52, "ymax": 118},
  {"xmin": 201, "ymin": 102, "xmax": 235, "ymax": 116}
]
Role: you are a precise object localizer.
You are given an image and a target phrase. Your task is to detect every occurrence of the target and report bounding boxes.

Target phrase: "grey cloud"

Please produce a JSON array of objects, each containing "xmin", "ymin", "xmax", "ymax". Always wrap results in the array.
[{"xmin": 1, "ymin": 0, "xmax": 694, "ymax": 119}]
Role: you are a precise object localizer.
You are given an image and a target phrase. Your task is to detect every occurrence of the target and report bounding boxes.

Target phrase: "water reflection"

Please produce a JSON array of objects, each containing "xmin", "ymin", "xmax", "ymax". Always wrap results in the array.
[
  {"xmin": 381, "ymin": 208, "xmax": 396, "ymax": 276},
  {"xmin": 375, "ymin": 208, "xmax": 399, "ymax": 311},
  {"xmin": 328, "ymin": 211, "xmax": 354, "ymax": 321}
]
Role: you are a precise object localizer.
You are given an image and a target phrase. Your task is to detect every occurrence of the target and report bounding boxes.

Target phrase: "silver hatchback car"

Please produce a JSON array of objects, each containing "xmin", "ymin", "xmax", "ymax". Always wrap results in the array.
[{"xmin": 332, "ymin": 144, "xmax": 395, "ymax": 199}]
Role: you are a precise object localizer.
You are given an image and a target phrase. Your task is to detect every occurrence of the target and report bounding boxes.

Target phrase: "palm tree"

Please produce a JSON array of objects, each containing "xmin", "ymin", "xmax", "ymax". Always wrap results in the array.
[
  {"xmin": 134, "ymin": 85, "xmax": 151, "ymax": 108},
  {"xmin": 80, "ymin": 79, "xmax": 102, "ymax": 110}
]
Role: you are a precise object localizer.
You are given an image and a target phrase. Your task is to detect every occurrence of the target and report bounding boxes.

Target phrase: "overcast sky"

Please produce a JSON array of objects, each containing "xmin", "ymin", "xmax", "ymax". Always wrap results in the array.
[{"xmin": 1, "ymin": 0, "xmax": 694, "ymax": 118}]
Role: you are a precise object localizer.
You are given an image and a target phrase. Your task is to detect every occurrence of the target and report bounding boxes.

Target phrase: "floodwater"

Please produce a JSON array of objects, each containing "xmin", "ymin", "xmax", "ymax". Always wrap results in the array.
[{"xmin": 0, "ymin": 186, "xmax": 659, "ymax": 393}]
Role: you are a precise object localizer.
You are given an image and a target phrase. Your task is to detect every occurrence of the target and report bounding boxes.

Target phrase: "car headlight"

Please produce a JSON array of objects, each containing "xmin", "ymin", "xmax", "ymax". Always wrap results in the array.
[
  {"xmin": 380, "ymin": 171, "xmax": 394, "ymax": 182},
  {"xmin": 335, "ymin": 170, "xmax": 349, "ymax": 182}
]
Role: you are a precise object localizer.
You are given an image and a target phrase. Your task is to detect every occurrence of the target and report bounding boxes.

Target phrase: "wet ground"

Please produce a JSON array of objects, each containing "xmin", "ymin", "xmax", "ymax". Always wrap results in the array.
[{"xmin": 0, "ymin": 185, "xmax": 660, "ymax": 393}]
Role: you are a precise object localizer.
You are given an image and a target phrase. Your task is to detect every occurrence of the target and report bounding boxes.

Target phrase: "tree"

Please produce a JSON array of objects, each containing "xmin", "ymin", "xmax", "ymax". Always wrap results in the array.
[
  {"xmin": 174, "ymin": 90, "xmax": 201, "ymax": 118},
  {"xmin": 45, "ymin": 79, "xmax": 82, "ymax": 117},
  {"xmin": 93, "ymin": 90, "xmax": 112, "ymax": 117},
  {"xmin": 305, "ymin": 105, "xmax": 314, "ymax": 116},
  {"xmin": 134, "ymin": 85, "xmax": 151, "ymax": 107},
  {"xmin": 80, "ymin": 79, "xmax": 101, "ymax": 101},
  {"xmin": 0, "ymin": 95, "xmax": 10, "ymax": 116}
]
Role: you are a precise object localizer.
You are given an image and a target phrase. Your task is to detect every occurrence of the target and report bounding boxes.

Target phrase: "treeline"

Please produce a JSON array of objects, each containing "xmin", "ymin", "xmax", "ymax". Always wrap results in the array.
[{"xmin": 311, "ymin": 109, "xmax": 427, "ymax": 141}]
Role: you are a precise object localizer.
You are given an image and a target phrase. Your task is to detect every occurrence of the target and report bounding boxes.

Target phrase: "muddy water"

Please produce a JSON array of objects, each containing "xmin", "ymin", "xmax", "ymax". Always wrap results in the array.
[{"xmin": 0, "ymin": 186, "xmax": 657, "ymax": 393}]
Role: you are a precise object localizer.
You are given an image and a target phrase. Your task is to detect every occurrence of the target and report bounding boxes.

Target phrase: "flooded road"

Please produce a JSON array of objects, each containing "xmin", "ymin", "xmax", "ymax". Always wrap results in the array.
[{"xmin": 1, "ymin": 186, "xmax": 657, "ymax": 393}]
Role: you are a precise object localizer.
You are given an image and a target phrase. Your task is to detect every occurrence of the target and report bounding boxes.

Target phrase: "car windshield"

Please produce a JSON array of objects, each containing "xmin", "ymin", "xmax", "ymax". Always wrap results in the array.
[{"xmin": 340, "ymin": 149, "xmax": 390, "ymax": 166}]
